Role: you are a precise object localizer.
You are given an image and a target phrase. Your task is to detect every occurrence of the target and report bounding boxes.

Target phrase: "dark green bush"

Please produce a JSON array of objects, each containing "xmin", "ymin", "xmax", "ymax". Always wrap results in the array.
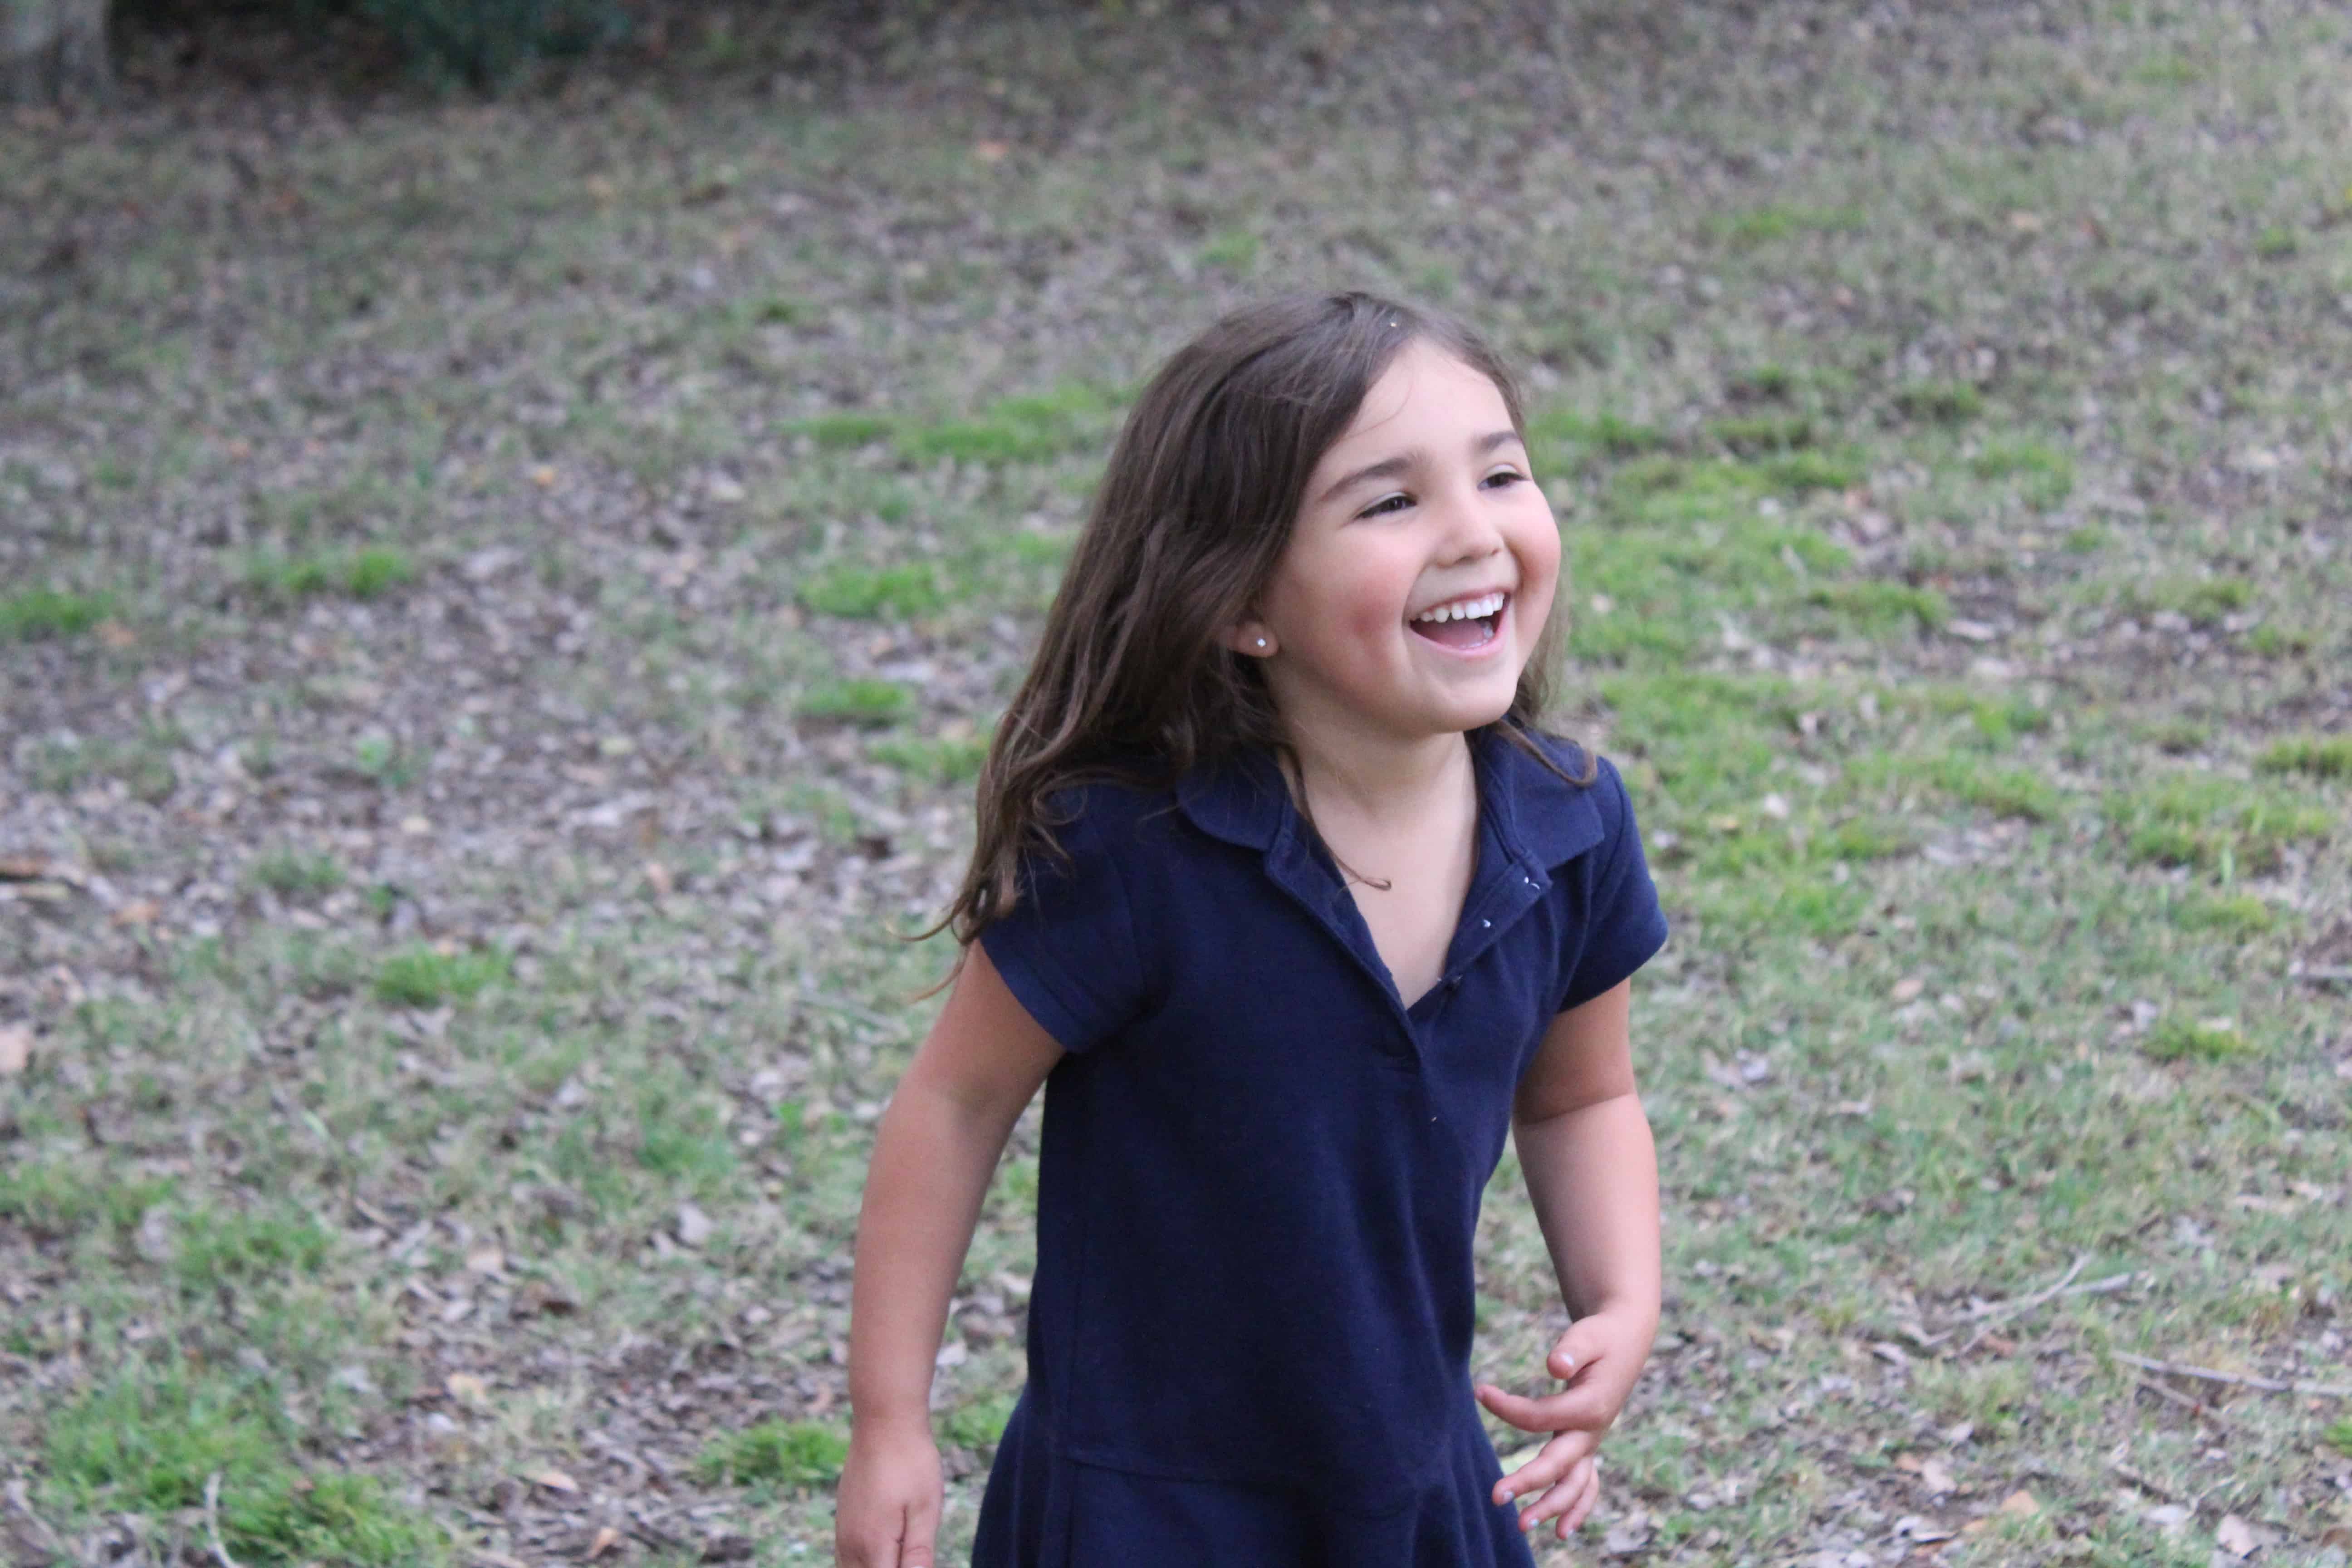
[{"xmin": 350, "ymin": 0, "xmax": 629, "ymax": 87}]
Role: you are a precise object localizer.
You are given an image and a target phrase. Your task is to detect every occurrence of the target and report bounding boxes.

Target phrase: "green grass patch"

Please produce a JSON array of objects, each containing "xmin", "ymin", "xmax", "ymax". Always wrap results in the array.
[
  {"xmin": 1706, "ymin": 413, "xmax": 1814, "ymax": 455},
  {"xmin": 799, "ymin": 561, "xmax": 949, "ymax": 619},
  {"xmin": 790, "ymin": 411, "xmax": 897, "ymax": 449},
  {"xmin": 1706, "ymin": 202, "xmax": 1866, "ymax": 246},
  {"xmin": 44, "ymin": 1362, "xmax": 440, "ymax": 1565},
  {"xmin": 0, "ymin": 585, "xmax": 116, "ymax": 640},
  {"xmin": 799, "ymin": 678, "xmax": 915, "ymax": 725},
  {"xmin": 870, "ymin": 733, "xmax": 990, "ymax": 786},
  {"xmin": 2245, "ymin": 622, "xmax": 2316, "ymax": 657},
  {"xmin": 372, "ymin": 942, "xmax": 510, "ymax": 1008},
  {"xmin": 2128, "ymin": 575, "xmax": 2254, "ymax": 627},
  {"xmin": 1892, "ymin": 380, "xmax": 1985, "ymax": 424},
  {"xmin": 240, "ymin": 545, "xmax": 419, "ymax": 603},
  {"xmin": 1921, "ymin": 753, "xmax": 2064, "ymax": 822},
  {"xmin": 1967, "ymin": 438, "xmax": 2075, "ymax": 509},
  {"xmin": 1806, "ymin": 579, "xmax": 1950, "ymax": 635},
  {"xmin": 2105, "ymin": 774, "xmax": 2335, "ymax": 874},
  {"xmin": 1198, "ymin": 227, "xmax": 1261, "ymax": 271},
  {"xmin": 246, "ymin": 846, "xmax": 344, "ymax": 900},
  {"xmin": 2173, "ymin": 891, "xmax": 2278, "ymax": 937},
  {"xmin": 2254, "ymin": 732, "xmax": 2352, "ymax": 779},
  {"xmin": 897, "ymin": 383, "xmax": 1118, "ymax": 467},
  {"xmin": 693, "ymin": 1420, "xmax": 849, "ymax": 1488},
  {"xmin": 0, "ymin": 1162, "xmax": 174, "ymax": 1241},
  {"xmin": 173, "ymin": 1204, "xmax": 337, "ymax": 1290},
  {"xmin": 940, "ymin": 1393, "xmax": 1018, "ymax": 1453},
  {"xmin": 2142, "ymin": 1014, "xmax": 2254, "ymax": 1063},
  {"xmin": 1524, "ymin": 407, "xmax": 1672, "ymax": 478}
]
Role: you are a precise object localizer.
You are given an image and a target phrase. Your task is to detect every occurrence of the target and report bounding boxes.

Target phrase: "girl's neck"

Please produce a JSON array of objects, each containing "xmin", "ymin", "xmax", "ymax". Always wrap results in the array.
[{"xmin": 1276, "ymin": 714, "xmax": 1475, "ymax": 827}]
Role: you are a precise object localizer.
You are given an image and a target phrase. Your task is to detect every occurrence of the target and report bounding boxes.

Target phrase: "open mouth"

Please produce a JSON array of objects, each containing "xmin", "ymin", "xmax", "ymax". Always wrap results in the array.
[{"xmin": 1407, "ymin": 589, "xmax": 1509, "ymax": 653}]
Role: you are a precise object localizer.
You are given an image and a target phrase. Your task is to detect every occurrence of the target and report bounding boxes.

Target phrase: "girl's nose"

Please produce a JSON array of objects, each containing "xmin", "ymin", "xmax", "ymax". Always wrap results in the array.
[{"xmin": 1431, "ymin": 485, "xmax": 1506, "ymax": 564}]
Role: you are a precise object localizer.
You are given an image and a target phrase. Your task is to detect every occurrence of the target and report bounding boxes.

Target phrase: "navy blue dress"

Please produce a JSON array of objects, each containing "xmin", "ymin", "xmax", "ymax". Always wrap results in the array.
[{"xmin": 970, "ymin": 724, "xmax": 1669, "ymax": 1567}]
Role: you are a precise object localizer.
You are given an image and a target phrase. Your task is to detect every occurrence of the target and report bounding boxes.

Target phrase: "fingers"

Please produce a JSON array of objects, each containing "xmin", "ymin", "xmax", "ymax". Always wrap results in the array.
[
  {"xmin": 1474, "ymin": 1377, "xmax": 1613, "ymax": 1437},
  {"xmin": 1491, "ymin": 1428, "xmax": 1592, "ymax": 1509},
  {"xmin": 836, "ymin": 1497, "xmax": 939, "ymax": 1568},
  {"xmin": 1519, "ymin": 1456, "xmax": 1599, "ymax": 1539}
]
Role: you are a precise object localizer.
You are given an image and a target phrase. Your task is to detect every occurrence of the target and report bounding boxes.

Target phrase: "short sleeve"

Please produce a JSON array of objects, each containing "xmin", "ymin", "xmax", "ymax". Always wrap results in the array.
[
  {"xmin": 976, "ymin": 792, "xmax": 1152, "ymax": 1054},
  {"xmin": 1557, "ymin": 757, "xmax": 1671, "ymax": 1013}
]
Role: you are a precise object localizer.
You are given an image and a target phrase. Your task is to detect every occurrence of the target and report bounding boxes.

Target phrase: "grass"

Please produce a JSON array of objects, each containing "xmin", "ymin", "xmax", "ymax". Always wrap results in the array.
[
  {"xmin": 693, "ymin": 1420, "xmax": 850, "ymax": 1488},
  {"xmin": 2105, "ymin": 774, "xmax": 2335, "ymax": 876},
  {"xmin": 44, "ymin": 1362, "xmax": 444, "ymax": 1566},
  {"xmin": 798, "ymin": 678, "xmax": 916, "ymax": 725},
  {"xmin": 247, "ymin": 845, "xmax": 345, "ymax": 900},
  {"xmin": 240, "ymin": 544, "xmax": 420, "ymax": 603},
  {"xmin": 372, "ymin": 942, "xmax": 512, "ymax": 1007},
  {"xmin": 0, "ymin": 584, "xmax": 117, "ymax": 640},
  {"xmin": 2255, "ymin": 732, "xmax": 2352, "ymax": 779},
  {"xmin": 5, "ymin": 4, "xmax": 2350, "ymax": 1565}
]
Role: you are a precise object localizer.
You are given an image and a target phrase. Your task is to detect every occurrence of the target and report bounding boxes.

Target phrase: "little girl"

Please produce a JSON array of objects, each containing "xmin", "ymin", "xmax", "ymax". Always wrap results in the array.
[{"xmin": 834, "ymin": 292, "xmax": 1668, "ymax": 1568}]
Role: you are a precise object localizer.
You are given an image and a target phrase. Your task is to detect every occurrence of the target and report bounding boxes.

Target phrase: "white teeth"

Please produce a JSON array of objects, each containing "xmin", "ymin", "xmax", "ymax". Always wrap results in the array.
[{"xmin": 1411, "ymin": 590, "xmax": 1507, "ymax": 624}]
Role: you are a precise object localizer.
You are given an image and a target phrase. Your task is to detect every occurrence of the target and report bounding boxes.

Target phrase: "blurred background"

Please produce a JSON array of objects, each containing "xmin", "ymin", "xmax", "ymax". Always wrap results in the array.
[{"xmin": 3, "ymin": 2, "xmax": 2349, "ymax": 1563}]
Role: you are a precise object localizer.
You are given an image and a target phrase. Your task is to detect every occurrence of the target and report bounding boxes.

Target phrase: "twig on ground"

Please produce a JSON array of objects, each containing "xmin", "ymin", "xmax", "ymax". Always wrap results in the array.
[
  {"xmin": 203, "ymin": 1472, "xmax": 242, "ymax": 1568},
  {"xmin": 1911, "ymin": 1256, "xmax": 2136, "ymax": 1350},
  {"xmin": 2109, "ymin": 1460, "xmax": 2182, "ymax": 1504},
  {"xmin": 2115, "ymin": 1352, "xmax": 2352, "ymax": 1399},
  {"xmin": 2134, "ymin": 1375, "xmax": 2233, "ymax": 1426}
]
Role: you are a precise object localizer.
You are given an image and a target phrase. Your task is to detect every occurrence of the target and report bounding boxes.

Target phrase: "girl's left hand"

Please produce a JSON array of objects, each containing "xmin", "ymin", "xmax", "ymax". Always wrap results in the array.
[{"xmin": 1474, "ymin": 1306, "xmax": 1654, "ymax": 1539}]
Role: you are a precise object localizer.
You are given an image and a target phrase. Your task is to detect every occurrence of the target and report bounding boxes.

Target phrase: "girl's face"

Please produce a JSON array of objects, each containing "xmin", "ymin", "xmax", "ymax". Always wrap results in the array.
[{"xmin": 1235, "ymin": 338, "xmax": 1560, "ymax": 745}]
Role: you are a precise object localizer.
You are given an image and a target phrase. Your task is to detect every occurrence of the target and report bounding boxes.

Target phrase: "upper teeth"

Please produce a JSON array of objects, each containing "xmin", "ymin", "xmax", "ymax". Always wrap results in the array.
[{"xmin": 1412, "ymin": 591, "xmax": 1506, "ymax": 624}]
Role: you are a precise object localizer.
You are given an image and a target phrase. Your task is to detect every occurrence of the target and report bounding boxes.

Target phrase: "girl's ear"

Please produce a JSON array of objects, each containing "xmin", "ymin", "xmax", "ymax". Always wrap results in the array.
[{"xmin": 1222, "ymin": 618, "xmax": 1277, "ymax": 658}]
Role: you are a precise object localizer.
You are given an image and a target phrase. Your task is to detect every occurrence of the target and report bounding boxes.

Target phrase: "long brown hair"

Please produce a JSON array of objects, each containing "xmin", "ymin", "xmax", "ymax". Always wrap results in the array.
[{"xmin": 927, "ymin": 290, "xmax": 1587, "ymax": 967}]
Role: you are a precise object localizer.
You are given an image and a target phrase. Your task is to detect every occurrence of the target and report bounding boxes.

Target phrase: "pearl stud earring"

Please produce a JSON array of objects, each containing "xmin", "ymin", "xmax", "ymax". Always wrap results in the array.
[{"xmin": 1254, "ymin": 638, "xmax": 1267, "ymax": 649}]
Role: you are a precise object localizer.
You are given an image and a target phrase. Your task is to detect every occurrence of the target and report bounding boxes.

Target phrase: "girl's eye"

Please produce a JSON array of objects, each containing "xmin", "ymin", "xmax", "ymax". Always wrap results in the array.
[
  {"xmin": 1358, "ymin": 493, "xmax": 1414, "ymax": 519},
  {"xmin": 1483, "ymin": 468, "xmax": 1527, "ymax": 489}
]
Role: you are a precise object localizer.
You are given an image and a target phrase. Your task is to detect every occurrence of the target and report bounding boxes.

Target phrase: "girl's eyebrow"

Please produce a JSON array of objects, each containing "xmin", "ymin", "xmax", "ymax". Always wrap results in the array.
[{"xmin": 1315, "ymin": 430, "xmax": 1524, "ymax": 505}]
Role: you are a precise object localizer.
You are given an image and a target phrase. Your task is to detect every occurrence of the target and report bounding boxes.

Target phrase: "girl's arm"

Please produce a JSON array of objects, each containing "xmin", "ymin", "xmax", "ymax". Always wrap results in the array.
[
  {"xmin": 1474, "ymin": 979, "xmax": 1662, "ymax": 1543},
  {"xmin": 835, "ymin": 942, "xmax": 1064, "ymax": 1568}
]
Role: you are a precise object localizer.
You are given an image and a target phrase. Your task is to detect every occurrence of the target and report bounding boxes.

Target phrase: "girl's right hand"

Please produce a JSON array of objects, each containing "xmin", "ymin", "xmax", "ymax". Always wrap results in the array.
[{"xmin": 833, "ymin": 1421, "xmax": 944, "ymax": 1568}]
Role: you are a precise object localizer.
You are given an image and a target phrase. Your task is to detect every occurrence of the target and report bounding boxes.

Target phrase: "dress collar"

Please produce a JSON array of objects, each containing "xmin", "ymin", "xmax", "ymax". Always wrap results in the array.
[{"xmin": 1175, "ymin": 723, "xmax": 1606, "ymax": 868}]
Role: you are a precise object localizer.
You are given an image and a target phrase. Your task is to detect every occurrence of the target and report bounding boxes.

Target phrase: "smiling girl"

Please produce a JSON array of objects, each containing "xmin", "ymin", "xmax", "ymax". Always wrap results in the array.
[{"xmin": 833, "ymin": 292, "xmax": 1670, "ymax": 1568}]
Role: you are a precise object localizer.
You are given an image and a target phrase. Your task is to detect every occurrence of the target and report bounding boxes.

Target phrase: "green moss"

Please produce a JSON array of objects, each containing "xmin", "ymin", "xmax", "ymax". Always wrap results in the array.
[{"xmin": 693, "ymin": 1420, "xmax": 849, "ymax": 1487}]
